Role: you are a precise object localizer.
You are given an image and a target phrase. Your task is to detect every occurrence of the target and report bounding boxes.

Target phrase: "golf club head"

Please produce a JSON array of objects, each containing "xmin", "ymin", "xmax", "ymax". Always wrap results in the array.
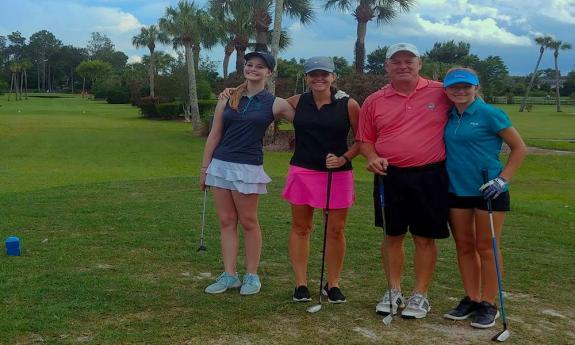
[
  {"xmin": 306, "ymin": 304, "xmax": 322, "ymax": 313},
  {"xmin": 197, "ymin": 245, "xmax": 207, "ymax": 252},
  {"xmin": 382, "ymin": 314, "xmax": 393, "ymax": 326},
  {"xmin": 492, "ymin": 329, "xmax": 510, "ymax": 342}
]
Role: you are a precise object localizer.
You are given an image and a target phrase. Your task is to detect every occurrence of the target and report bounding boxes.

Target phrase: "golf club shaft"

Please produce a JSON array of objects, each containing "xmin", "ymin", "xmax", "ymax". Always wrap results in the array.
[
  {"xmin": 317, "ymin": 170, "xmax": 333, "ymax": 304},
  {"xmin": 483, "ymin": 170, "xmax": 508, "ymax": 329},
  {"xmin": 379, "ymin": 175, "xmax": 393, "ymax": 318}
]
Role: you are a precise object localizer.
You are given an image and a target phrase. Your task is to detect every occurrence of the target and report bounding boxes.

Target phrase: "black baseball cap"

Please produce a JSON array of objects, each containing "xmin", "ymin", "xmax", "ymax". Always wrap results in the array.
[{"xmin": 244, "ymin": 51, "xmax": 276, "ymax": 70}]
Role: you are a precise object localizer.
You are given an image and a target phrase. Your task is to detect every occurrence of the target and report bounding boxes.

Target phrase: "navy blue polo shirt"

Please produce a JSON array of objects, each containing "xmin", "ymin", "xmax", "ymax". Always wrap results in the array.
[
  {"xmin": 444, "ymin": 98, "xmax": 512, "ymax": 196},
  {"xmin": 213, "ymin": 89, "xmax": 275, "ymax": 165}
]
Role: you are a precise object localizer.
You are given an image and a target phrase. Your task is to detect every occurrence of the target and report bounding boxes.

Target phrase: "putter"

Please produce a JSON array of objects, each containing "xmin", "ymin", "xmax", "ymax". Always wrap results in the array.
[
  {"xmin": 379, "ymin": 175, "xmax": 393, "ymax": 326},
  {"xmin": 482, "ymin": 170, "xmax": 510, "ymax": 342},
  {"xmin": 307, "ymin": 169, "xmax": 333, "ymax": 314},
  {"xmin": 197, "ymin": 189, "xmax": 208, "ymax": 252}
]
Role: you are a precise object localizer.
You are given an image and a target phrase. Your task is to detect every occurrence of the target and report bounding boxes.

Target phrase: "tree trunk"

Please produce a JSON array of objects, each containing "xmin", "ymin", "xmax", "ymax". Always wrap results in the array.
[
  {"xmin": 193, "ymin": 44, "xmax": 200, "ymax": 72},
  {"xmin": 82, "ymin": 77, "xmax": 86, "ymax": 97},
  {"xmin": 264, "ymin": 0, "xmax": 285, "ymax": 144},
  {"xmin": 37, "ymin": 64, "xmax": 41, "ymax": 92},
  {"xmin": 255, "ymin": 9, "xmax": 272, "ymax": 52},
  {"xmin": 235, "ymin": 46, "xmax": 247, "ymax": 74},
  {"xmin": 269, "ymin": 0, "xmax": 284, "ymax": 95},
  {"xmin": 223, "ymin": 42, "xmax": 234, "ymax": 78},
  {"xmin": 71, "ymin": 67, "xmax": 74, "ymax": 94},
  {"xmin": 520, "ymin": 48, "xmax": 544, "ymax": 112},
  {"xmin": 554, "ymin": 51, "xmax": 561, "ymax": 112},
  {"xmin": 354, "ymin": 20, "xmax": 368, "ymax": 74},
  {"xmin": 185, "ymin": 43, "xmax": 202, "ymax": 135},
  {"xmin": 149, "ymin": 48, "xmax": 155, "ymax": 97}
]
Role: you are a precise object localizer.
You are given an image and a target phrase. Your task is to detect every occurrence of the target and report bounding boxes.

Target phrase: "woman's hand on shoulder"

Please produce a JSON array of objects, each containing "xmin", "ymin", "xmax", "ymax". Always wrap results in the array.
[{"xmin": 218, "ymin": 87, "xmax": 236, "ymax": 100}]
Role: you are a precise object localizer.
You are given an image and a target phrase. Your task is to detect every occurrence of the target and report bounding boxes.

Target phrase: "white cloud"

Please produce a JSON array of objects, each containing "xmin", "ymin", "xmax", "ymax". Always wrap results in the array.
[
  {"xmin": 413, "ymin": 15, "xmax": 531, "ymax": 46},
  {"xmin": 543, "ymin": 0, "xmax": 575, "ymax": 24},
  {"xmin": 127, "ymin": 55, "xmax": 142, "ymax": 64}
]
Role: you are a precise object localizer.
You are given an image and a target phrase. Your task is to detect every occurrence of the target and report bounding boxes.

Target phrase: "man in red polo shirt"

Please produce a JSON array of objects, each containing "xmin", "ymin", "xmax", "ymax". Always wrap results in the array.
[{"xmin": 357, "ymin": 42, "xmax": 452, "ymax": 319}]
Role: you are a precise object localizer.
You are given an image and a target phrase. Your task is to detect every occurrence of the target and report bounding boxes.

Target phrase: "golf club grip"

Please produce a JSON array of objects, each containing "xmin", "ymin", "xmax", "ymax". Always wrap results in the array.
[{"xmin": 482, "ymin": 169, "xmax": 493, "ymax": 213}]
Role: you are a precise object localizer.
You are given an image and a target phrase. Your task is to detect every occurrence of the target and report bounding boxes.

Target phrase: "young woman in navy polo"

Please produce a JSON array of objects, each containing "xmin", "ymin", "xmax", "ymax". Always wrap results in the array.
[
  {"xmin": 200, "ymin": 51, "xmax": 294, "ymax": 296},
  {"xmin": 442, "ymin": 67, "xmax": 526, "ymax": 328}
]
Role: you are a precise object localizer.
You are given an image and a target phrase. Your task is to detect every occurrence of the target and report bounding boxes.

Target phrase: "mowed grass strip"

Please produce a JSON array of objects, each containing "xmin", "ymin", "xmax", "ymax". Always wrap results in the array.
[{"xmin": 0, "ymin": 95, "xmax": 574, "ymax": 344}]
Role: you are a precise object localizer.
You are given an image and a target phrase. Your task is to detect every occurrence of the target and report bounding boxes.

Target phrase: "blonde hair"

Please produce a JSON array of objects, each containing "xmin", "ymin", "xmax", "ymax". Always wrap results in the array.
[{"xmin": 229, "ymin": 81, "xmax": 248, "ymax": 111}]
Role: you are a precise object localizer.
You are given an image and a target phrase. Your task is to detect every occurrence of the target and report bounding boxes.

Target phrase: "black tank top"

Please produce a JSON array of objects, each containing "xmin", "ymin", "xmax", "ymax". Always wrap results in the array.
[{"xmin": 290, "ymin": 90, "xmax": 352, "ymax": 172}]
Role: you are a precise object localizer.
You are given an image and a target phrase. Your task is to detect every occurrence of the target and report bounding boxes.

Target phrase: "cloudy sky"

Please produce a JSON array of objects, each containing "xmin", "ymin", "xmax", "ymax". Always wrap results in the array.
[{"xmin": 1, "ymin": 0, "xmax": 574, "ymax": 76}]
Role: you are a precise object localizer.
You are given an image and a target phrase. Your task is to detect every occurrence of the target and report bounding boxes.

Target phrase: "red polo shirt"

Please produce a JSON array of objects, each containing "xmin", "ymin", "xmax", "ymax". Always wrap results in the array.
[{"xmin": 357, "ymin": 77, "xmax": 451, "ymax": 167}]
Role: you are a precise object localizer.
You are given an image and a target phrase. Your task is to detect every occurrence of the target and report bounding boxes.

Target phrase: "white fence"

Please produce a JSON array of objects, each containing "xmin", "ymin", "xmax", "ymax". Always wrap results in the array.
[{"xmin": 490, "ymin": 96, "xmax": 575, "ymax": 105}]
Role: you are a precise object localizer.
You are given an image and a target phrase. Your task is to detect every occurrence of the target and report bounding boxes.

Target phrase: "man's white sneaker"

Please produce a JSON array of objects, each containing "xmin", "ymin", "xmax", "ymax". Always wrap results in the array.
[
  {"xmin": 401, "ymin": 293, "xmax": 431, "ymax": 319},
  {"xmin": 376, "ymin": 288, "xmax": 405, "ymax": 315}
]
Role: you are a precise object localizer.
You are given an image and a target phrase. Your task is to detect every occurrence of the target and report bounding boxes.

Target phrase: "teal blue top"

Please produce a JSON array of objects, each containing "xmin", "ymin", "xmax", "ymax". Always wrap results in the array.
[{"xmin": 444, "ymin": 98, "xmax": 512, "ymax": 196}]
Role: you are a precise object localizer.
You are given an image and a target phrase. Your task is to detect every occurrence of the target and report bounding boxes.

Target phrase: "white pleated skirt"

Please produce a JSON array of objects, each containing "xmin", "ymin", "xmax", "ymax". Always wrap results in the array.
[{"xmin": 205, "ymin": 158, "xmax": 272, "ymax": 195}]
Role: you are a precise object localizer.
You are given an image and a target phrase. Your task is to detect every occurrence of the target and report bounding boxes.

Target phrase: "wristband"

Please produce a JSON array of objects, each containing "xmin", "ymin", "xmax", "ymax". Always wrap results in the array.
[{"xmin": 342, "ymin": 155, "xmax": 351, "ymax": 163}]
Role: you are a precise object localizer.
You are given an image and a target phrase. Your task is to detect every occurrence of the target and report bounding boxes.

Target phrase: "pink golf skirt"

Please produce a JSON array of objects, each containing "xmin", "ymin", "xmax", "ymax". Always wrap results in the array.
[{"xmin": 282, "ymin": 165, "xmax": 355, "ymax": 209}]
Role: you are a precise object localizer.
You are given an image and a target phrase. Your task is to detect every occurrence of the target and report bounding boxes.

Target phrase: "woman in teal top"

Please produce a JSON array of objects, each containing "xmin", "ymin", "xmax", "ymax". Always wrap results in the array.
[{"xmin": 441, "ymin": 67, "xmax": 527, "ymax": 329}]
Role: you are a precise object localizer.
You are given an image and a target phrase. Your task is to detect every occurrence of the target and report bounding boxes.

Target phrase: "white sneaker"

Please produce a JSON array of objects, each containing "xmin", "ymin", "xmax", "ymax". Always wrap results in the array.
[
  {"xmin": 376, "ymin": 288, "xmax": 405, "ymax": 315},
  {"xmin": 401, "ymin": 293, "xmax": 431, "ymax": 319}
]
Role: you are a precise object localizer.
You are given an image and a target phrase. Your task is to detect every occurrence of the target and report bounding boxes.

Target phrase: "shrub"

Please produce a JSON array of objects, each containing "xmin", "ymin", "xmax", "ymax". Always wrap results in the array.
[
  {"xmin": 136, "ymin": 96, "xmax": 171, "ymax": 118},
  {"xmin": 156, "ymin": 102, "xmax": 182, "ymax": 119},
  {"xmin": 106, "ymin": 88, "xmax": 130, "ymax": 104}
]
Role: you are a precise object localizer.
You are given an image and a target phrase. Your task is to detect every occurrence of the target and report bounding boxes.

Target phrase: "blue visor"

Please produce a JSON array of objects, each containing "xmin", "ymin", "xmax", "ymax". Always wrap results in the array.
[{"xmin": 443, "ymin": 70, "xmax": 479, "ymax": 88}]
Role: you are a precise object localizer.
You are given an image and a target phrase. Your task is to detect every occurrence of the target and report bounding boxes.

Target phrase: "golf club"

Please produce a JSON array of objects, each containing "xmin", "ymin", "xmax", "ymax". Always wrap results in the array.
[
  {"xmin": 197, "ymin": 188, "xmax": 208, "ymax": 252},
  {"xmin": 307, "ymin": 169, "xmax": 333, "ymax": 314},
  {"xmin": 379, "ymin": 175, "xmax": 393, "ymax": 326},
  {"xmin": 482, "ymin": 170, "xmax": 510, "ymax": 342}
]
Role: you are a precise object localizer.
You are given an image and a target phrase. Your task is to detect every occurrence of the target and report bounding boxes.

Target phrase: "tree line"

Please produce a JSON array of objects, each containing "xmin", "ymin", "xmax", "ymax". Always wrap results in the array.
[{"xmin": 1, "ymin": 1, "xmax": 574, "ymax": 133}]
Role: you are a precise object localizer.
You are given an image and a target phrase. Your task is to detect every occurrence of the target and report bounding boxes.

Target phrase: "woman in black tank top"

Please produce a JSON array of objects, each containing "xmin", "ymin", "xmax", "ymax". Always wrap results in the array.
[{"xmin": 282, "ymin": 56, "xmax": 361, "ymax": 303}]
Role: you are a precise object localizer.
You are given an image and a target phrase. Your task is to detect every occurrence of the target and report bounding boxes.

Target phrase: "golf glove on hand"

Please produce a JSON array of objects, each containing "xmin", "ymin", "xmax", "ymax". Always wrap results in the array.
[{"xmin": 479, "ymin": 176, "xmax": 507, "ymax": 200}]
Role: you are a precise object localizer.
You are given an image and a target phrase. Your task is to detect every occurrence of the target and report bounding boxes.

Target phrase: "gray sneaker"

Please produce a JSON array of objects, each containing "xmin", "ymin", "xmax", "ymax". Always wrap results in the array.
[
  {"xmin": 376, "ymin": 288, "xmax": 405, "ymax": 315},
  {"xmin": 401, "ymin": 293, "xmax": 431, "ymax": 319},
  {"xmin": 204, "ymin": 272, "xmax": 241, "ymax": 294}
]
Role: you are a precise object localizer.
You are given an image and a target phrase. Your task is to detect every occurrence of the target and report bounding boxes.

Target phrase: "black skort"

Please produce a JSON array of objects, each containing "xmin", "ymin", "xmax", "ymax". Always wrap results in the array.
[{"xmin": 448, "ymin": 191, "xmax": 510, "ymax": 212}]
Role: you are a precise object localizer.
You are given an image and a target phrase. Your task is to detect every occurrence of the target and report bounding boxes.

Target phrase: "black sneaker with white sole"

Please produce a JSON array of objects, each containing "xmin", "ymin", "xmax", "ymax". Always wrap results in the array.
[
  {"xmin": 292, "ymin": 285, "xmax": 312, "ymax": 302},
  {"xmin": 470, "ymin": 301, "xmax": 500, "ymax": 328},
  {"xmin": 444, "ymin": 296, "xmax": 479, "ymax": 320},
  {"xmin": 322, "ymin": 284, "xmax": 347, "ymax": 304}
]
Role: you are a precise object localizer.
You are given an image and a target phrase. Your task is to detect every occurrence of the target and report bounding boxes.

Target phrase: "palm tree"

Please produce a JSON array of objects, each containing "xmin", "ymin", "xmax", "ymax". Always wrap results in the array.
[
  {"xmin": 132, "ymin": 25, "xmax": 169, "ymax": 97},
  {"xmin": 325, "ymin": 0, "xmax": 414, "ymax": 73},
  {"xmin": 209, "ymin": 0, "xmax": 254, "ymax": 74},
  {"xmin": 519, "ymin": 35, "xmax": 554, "ymax": 112},
  {"xmin": 253, "ymin": 0, "xmax": 313, "ymax": 52},
  {"xmin": 159, "ymin": 0, "xmax": 206, "ymax": 132},
  {"xmin": 548, "ymin": 39, "xmax": 572, "ymax": 112}
]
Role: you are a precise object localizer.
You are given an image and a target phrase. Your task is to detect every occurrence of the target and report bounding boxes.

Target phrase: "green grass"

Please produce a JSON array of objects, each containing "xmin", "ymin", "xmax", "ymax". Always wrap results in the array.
[
  {"xmin": 1, "ymin": 95, "xmax": 574, "ymax": 344},
  {"xmin": 500, "ymin": 104, "xmax": 575, "ymax": 152}
]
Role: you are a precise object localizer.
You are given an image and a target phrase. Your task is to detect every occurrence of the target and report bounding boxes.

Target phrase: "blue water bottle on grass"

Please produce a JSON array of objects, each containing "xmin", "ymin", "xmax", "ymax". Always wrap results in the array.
[{"xmin": 6, "ymin": 236, "xmax": 21, "ymax": 256}]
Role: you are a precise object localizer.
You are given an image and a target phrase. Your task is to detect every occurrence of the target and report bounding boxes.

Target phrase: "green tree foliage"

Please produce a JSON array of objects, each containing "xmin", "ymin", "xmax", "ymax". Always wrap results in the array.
[
  {"xmin": 132, "ymin": 25, "xmax": 170, "ymax": 97},
  {"xmin": 425, "ymin": 41, "xmax": 470, "ymax": 64},
  {"xmin": 332, "ymin": 56, "xmax": 352, "ymax": 76},
  {"xmin": 324, "ymin": 0, "xmax": 415, "ymax": 73},
  {"xmin": 87, "ymin": 32, "xmax": 128, "ymax": 70},
  {"xmin": 562, "ymin": 71, "xmax": 575, "ymax": 97},
  {"xmin": 75, "ymin": 60, "xmax": 112, "ymax": 90},
  {"xmin": 159, "ymin": 0, "xmax": 208, "ymax": 133},
  {"xmin": 366, "ymin": 46, "xmax": 387, "ymax": 75}
]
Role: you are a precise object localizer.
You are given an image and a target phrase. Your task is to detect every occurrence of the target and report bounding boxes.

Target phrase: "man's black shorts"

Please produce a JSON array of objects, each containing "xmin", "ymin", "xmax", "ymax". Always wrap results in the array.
[
  {"xmin": 373, "ymin": 161, "xmax": 449, "ymax": 239},
  {"xmin": 448, "ymin": 192, "xmax": 511, "ymax": 212}
]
